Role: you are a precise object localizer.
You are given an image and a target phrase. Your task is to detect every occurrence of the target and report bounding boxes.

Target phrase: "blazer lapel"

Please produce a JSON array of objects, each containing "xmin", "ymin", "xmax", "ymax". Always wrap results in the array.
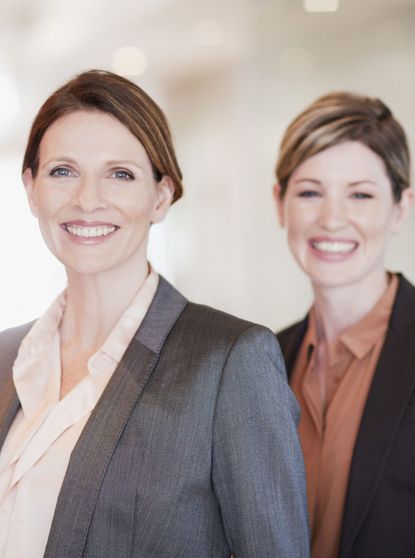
[
  {"xmin": 44, "ymin": 277, "xmax": 187, "ymax": 558},
  {"xmin": 340, "ymin": 275, "xmax": 415, "ymax": 555}
]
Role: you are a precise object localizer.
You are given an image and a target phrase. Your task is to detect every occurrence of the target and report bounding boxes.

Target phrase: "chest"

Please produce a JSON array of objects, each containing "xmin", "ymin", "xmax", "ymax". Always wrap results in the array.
[{"xmin": 60, "ymin": 347, "xmax": 94, "ymax": 398}]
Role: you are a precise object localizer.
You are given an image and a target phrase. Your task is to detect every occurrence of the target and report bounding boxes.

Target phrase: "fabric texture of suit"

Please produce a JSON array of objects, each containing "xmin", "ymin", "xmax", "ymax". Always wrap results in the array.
[
  {"xmin": 277, "ymin": 273, "xmax": 415, "ymax": 558},
  {"xmin": 0, "ymin": 277, "xmax": 309, "ymax": 557}
]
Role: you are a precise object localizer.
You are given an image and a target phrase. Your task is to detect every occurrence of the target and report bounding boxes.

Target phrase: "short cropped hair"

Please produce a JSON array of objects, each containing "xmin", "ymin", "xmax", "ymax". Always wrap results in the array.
[
  {"xmin": 276, "ymin": 91, "xmax": 410, "ymax": 202},
  {"xmin": 22, "ymin": 69, "xmax": 183, "ymax": 203}
]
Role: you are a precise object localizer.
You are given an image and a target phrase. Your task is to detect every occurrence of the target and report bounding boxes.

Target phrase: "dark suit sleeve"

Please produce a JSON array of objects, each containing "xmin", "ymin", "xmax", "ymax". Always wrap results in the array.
[{"xmin": 212, "ymin": 325, "xmax": 310, "ymax": 558}]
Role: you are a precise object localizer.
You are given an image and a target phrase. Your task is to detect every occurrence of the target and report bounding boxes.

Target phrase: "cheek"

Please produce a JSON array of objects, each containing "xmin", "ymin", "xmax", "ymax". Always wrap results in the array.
[
  {"xmin": 34, "ymin": 185, "xmax": 70, "ymax": 217},
  {"xmin": 116, "ymin": 188, "xmax": 158, "ymax": 216},
  {"xmin": 284, "ymin": 205, "xmax": 313, "ymax": 238},
  {"xmin": 285, "ymin": 218, "xmax": 310, "ymax": 261},
  {"xmin": 353, "ymin": 208, "xmax": 396, "ymax": 240}
]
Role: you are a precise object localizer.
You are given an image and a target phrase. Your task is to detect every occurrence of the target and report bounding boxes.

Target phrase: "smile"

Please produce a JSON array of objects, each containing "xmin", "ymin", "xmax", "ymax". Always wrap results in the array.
[
  {"xmin": 61, "ymin": 223, "xmax": 118, "ymax": 238},
  {"xmin": 311, "ymin": 240, "xmax": 357, "ymax": 254}
]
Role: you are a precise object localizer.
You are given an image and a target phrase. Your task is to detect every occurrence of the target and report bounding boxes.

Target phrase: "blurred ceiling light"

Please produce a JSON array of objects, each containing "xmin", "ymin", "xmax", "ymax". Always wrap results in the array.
[
  {"xmin": 304, "ymin": 0, "xmax": 339, "ymax": 12},
  {"xmin": 0, "ymin": 73, "xmax": 19, "ymax": 141},
  {"xmin": 279, "ymin": 47, "xmax": 314, "ymax": 78},
  {"xmin": 112, "ymin": 47, "xmax": 147, "ymax": 77},
  {"xmin": 192, "ymin": 19, "xmax": 224, "ymax": 46}
]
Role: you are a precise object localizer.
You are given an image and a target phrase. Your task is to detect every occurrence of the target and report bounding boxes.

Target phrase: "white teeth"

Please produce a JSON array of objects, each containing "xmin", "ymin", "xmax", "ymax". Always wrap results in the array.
[
  {"xmin": 65, "ymin": 225, "xmax": 116, "ymax": 238},
  {"xmin": 312, "ymin": 241, "xmax": 356, "ymax": 253}
]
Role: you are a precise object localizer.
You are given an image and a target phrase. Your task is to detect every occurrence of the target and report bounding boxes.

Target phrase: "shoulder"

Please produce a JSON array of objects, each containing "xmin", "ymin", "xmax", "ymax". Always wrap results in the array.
[
  {"xmin": 275, "ymin": 317, "xmax": 309, "ymax": 379},
  {"xmin": 395, "ymin": 273, "xmax": 415, "ymax": 305},
  {"xmin": 0, "ymin": 321, "xmax": 34, "ymax": 379},
  {"xmin": 180, "ymin": 301, "xmax": 278, "ymax": 349},
  {"xmin": 277, "ymin": 318, "xmax": 308, "ymax": 356},
  {"xmin": 0, "ymin": 321, "xmax": 34, "ymax": 351},
  {"xmin": 389, "ymin": 273, "xmax": 415, "ymax": 330},
  {"xmin": 167, "ymin": 300, "xmax": 286, "ymax": 376}
]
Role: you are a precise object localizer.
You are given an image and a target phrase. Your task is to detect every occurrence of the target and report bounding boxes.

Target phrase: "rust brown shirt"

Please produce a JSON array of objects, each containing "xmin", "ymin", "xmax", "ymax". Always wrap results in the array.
[{"xmin": 291, "ymin": 275, "xmax": 398, "ymax": 558}]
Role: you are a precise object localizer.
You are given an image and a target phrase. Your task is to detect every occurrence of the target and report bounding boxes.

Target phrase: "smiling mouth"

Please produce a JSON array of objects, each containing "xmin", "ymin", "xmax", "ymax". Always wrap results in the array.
[
  {"xmin": 311, "ymin": 240, "xmax": 357, "ymax": 254},
  {"xmin": 61, "ymin": 223, "xmax": 118, "ymax": 238}
]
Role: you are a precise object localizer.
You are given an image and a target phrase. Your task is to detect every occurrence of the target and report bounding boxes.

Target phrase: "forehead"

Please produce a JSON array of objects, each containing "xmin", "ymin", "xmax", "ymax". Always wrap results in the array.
[
  {"xmin": 291, "ymin": 141, "xmax": 389, "ymax": 183},
  {"xmin": 39, "ymin": 110, "xmax": 148, "ymax": 163}
]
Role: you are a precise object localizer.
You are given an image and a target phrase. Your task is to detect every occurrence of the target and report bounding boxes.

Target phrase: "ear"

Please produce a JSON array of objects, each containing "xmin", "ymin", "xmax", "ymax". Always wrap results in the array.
[
  {"xmin": 22, "ymin": 168, "xmax": 39, "ymax": 217},
  {"xmin": 273, "ymin": 182, "xmax": 285, "ymax": 227},
  {"xmin": 151, "ymin": 175, "xmax": 175, "ymax": 224},
  {"xmin": 391, "ymin": 187, "xmax": 414, "ymax": 234}
]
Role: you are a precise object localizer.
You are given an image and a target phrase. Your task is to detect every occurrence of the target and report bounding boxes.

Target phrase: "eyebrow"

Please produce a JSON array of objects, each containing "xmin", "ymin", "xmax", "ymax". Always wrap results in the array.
[
  {"xmin": 292, "ymin": 178, "xmax": 378, "ymax": 187},
  {"xmin": 348, "ymin": 180, "xmax": 378, "ymax": 187},
  {"xmin": 105, "ymin": 160, "xmax": 145, "ymax": 170},
  {"xmin": 41, "ymin": 157, "xmax": 77, "ymax": 169},
  {"xmin": 292, "ymin": 178, "xmax": 322, "ymax": 185}
]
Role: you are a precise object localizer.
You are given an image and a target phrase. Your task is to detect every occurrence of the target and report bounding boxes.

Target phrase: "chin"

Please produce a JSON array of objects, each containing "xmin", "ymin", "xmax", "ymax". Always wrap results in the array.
[
  {"xmin": 310, "ymin": 276, "xmax": 354, "ymax": 290},
  {"xmin": 57, "ymin": 254, "xmax": 115, "ymax": 276},
  {"xmin": 304, "ymin": 265, "xmax": 360, "ymax": 290}
]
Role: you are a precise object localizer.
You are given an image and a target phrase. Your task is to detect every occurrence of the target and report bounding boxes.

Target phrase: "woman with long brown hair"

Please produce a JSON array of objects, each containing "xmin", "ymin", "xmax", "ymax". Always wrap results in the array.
[{"xmin": 0, "ymin": 70, "xmax": 308, "ymax": 558}]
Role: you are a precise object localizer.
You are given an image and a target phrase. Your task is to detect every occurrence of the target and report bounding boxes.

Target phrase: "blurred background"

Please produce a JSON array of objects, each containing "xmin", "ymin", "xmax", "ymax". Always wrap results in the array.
[{"xmin": 1, "ymin": 0, "xmax": 415, "ymax": 331}]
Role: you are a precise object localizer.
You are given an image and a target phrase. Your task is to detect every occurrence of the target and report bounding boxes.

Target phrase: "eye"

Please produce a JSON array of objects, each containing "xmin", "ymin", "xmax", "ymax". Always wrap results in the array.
[
  {"xmin": 298, "ymin": 190, "xmax": 321, "ymax": 198},
  {"xmin": 111, "ymin": 169, "xmax": 135, "ymax": 181},
  {"xmin": 351, "ymin": 192, "xmax": 373, "ymax": 200},
  {"xmin": 50, "ymin": 166, "xmax": 73, "ymax": 177}
]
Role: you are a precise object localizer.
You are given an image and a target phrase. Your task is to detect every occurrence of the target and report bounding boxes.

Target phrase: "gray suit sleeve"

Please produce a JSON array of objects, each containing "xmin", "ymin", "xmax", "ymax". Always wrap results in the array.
[{"xmin": 212, "ymin": 325, "xmax": 310, "ymax": 557}]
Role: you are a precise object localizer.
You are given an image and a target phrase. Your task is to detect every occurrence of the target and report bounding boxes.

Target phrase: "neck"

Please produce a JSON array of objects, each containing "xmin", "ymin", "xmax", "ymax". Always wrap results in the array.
[
  {"xmin": 312, "ymin": 270, "xmax": 389, "ymax": 343},
  {"xmin": 60, "ymin": 261, "xmax": 150, "ymax": 352}
]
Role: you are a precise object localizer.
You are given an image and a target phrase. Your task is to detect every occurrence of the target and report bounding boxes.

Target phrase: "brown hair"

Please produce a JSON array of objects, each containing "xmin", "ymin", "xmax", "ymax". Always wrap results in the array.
[
  {"xmin": 276, "ymin": 91, "xmax": 410, "ymax": 202},
  {"xmin": 22, "ymin": 69, "xmax": 183, "ymax": 203}
]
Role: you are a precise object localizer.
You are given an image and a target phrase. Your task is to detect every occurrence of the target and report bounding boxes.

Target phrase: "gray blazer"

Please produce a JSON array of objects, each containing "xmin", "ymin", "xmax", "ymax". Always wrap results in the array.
[{"xmin": 0, "ymin": 277, "xmax": 309, "ymax": 557}]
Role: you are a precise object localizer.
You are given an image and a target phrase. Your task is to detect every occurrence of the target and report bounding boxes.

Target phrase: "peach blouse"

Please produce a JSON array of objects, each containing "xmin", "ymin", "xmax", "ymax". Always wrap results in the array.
[{"xmin": 0, "ymin": 271, "xmax": 158, "ymax": 557}]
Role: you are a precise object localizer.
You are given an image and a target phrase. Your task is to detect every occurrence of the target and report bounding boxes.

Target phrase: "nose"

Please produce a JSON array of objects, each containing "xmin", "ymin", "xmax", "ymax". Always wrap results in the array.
[
  {"xmin": 317, "ymin": 196, "xmax": 347, "ymax": 230},
  {"xmin": 71, "ymin": 175, "xmax": 108, "ymax": 213}
]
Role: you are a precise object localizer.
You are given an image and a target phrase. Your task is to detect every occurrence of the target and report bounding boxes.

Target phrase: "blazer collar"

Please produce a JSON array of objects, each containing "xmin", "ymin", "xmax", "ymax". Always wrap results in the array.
[
  {"xmin": 134, "ymin": 275, "xmax": 188, "ymax": 353},
  {"xmin": 340, "ymin": 274, "xmax": 415, "ymax": 555},
  {"xmin": 41, "ymin": 276, "xmax": 187, "ymax": 558}
]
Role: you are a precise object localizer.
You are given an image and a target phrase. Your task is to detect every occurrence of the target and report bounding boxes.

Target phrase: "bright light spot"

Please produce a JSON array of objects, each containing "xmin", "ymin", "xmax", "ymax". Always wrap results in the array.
[
  {"xmin": 191, "ymin": 19, "xmax": 224, "ymax": 46},
  {"xmin": 0, "ymin": 74, "xmax": 19, "ymax": 141},
  {"xmin": 112, "ymin": 47, "xmax": 147, "ymax": 77},
  {"xmin": 279, "ymin": 47, "xmax": 314, "ymax": 78},
  {"xmin": 304, "ymin": 0, "xmax": 339, "ymax": 12}
]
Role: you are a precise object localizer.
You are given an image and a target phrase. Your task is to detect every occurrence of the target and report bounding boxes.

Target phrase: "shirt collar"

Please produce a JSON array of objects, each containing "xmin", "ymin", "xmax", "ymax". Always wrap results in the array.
[
  {"xmin": 306, "ymin": 273, "xmax": 398, "ymax": 361},
  {"xmin": 16, "ymin": 291, "xmax": 67, "ymax": 360},
  {"xmin": 339, "ymin": 274, "xmax": 398, "ymax": 359},
  {"xmin": 89, "ymin": 270, "xmax": 159, "ymax": 371},
  {"xmin": 13, "ymin": 267, "xmax": 160, "ymax": 412}
]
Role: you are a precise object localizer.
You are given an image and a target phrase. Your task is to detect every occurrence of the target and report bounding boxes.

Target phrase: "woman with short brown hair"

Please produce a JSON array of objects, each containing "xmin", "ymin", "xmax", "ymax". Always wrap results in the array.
[{"xmin": 275, "ymin": 91, "xmax": 414, "ymax": 558}]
